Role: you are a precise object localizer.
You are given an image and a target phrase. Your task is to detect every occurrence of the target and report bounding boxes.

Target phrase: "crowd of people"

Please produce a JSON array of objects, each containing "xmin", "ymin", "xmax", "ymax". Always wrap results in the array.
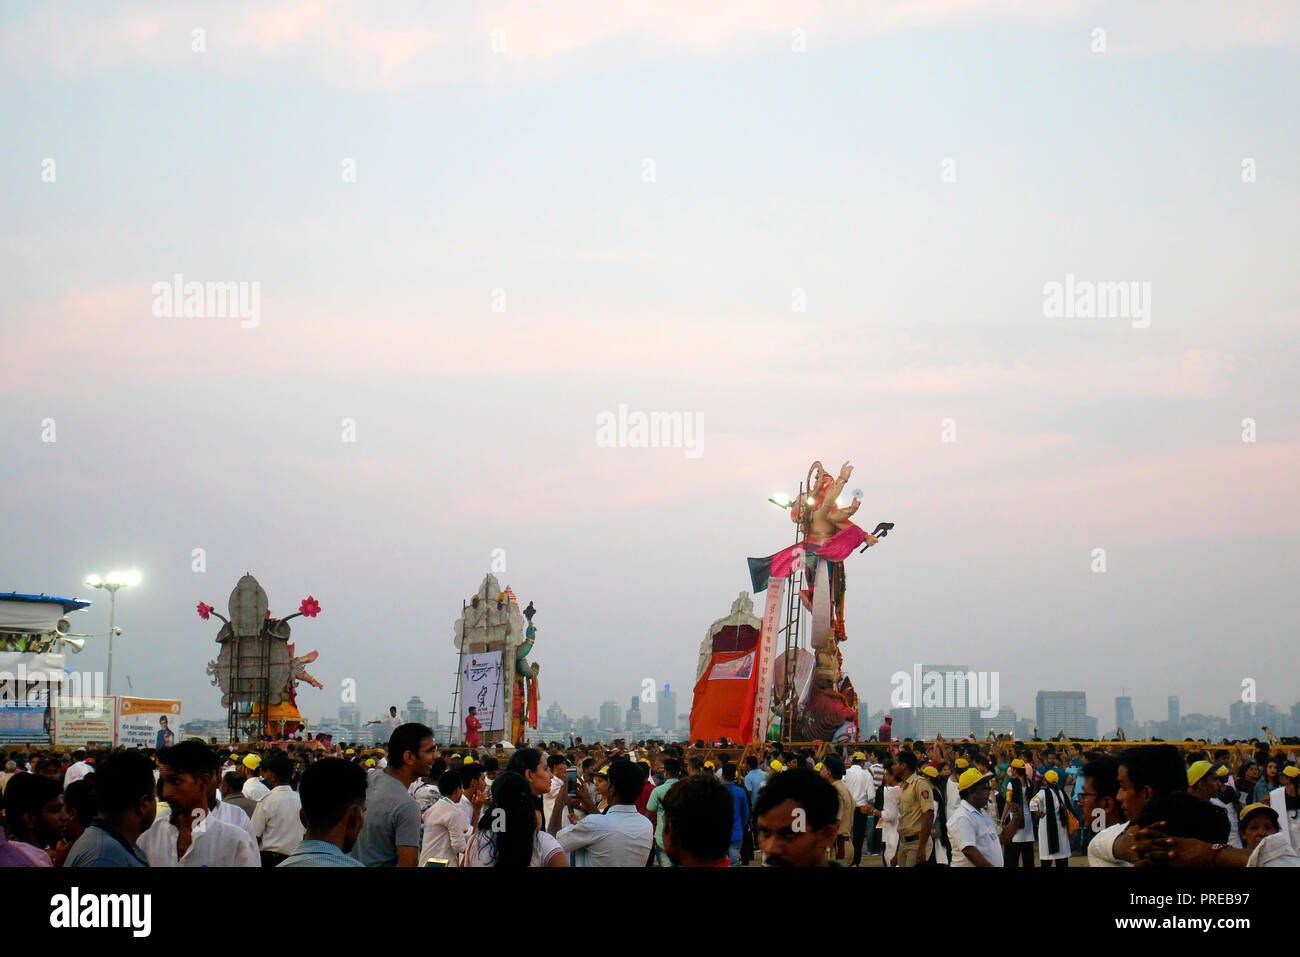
[{"xmin": 2, "ymin": 727, "xmax": 1298, "ymax": 868}]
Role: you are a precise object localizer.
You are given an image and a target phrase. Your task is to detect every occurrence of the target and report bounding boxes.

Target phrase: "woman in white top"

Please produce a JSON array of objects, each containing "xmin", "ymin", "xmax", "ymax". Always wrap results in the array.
[
  {"xmin": 465, "ymin": 771, "xmax": 567, "ymax": 868},
  {"xmin": 1029, "ymin": 770, "xmax": 1071, "ymax": 865}
]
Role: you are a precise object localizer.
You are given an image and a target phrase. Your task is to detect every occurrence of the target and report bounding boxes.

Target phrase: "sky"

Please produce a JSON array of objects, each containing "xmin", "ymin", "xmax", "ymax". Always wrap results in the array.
[{"xmin": 2, "ymin": 1, "xmax": 1297, "ymax": 734}]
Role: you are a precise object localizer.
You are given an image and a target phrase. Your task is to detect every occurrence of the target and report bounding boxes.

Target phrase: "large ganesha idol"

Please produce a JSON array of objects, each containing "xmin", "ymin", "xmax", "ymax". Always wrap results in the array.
[{"xmin": 749, "ymin": 460, "xmax": 893, "ymax": 742}]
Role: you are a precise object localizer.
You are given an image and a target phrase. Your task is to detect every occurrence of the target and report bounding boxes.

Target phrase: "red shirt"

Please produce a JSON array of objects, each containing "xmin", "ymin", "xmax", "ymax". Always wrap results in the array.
[
  {"xmin": 878, "ymin": 722, "xmax": 893, "ymax": 742},
  {"xmin": 465, "ymin": 715, "xmax": 481, "ymax": 746},
  {"xmin": 636, "ymin": 778, "xmax": 655, "ymax": 823}
]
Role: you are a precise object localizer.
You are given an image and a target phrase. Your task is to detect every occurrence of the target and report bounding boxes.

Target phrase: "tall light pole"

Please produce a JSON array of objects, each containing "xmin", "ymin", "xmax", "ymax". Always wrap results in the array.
[{"xmin": 84, "ymin": 570, "xmax": 141, "ymax": 696}]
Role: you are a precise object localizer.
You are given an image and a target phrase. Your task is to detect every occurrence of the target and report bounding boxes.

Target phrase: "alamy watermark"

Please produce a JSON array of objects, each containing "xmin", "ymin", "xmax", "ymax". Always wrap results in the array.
[
  {"xmin": 0, "ymin": 666, "xmax": 106, "ymax": 710},
  {"xmin": 595, "ymin": 404, "xmax": 703, "ymax": 459},
  {"xmin": 151, "ymin": 274, "xmax": 260, "ymax": 328},
  {"xmin": 1042, "ymin": 273, "xmax": 1151, "ymax": 328},
  {"xmin": 890, "ymin": 665, "xmax": 1000, "ymax": 718}
]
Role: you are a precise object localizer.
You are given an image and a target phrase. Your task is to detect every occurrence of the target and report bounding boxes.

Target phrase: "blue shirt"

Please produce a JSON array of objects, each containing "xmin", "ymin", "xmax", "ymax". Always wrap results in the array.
[
  {"xmin": 64, "ymin": 820, "xmax": 149, "ymax": 867},
  {"xmin": 278, "ymin": 838, "xmax": 365, "ymax": 867},
  {"xmin": 727, "ymin": 782, "xmax": 748, "ymax": 842},
  {"xmin": 556, "ymin": 804, "xmax": 654, "ymax": 867},
  {"xmin": 743, "ymin": 769, "xmax": 766, "ymax": 807}
]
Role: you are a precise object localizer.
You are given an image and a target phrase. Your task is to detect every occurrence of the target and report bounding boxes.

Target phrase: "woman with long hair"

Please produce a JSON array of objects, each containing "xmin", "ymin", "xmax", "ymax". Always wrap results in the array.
[{"xmin": 466, "ymin": 771, "xmax": 567, "ymax": 867}]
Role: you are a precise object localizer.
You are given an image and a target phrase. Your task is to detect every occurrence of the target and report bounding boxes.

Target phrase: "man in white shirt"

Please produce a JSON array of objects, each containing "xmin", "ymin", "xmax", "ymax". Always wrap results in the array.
[
  {"xmin": 250, "ymin": 752, "xmax": 304, "ymax": 867},
  {"xmin": 420, "ymin": 770, "xmax": 468, "ymax": 866},
  {"xmin": 142, "ymin": 741, "xmax": 259, "ymax": 867},
  {"xmin": 205, "ymin": 765, "xmax": 255, "ymax": 838},
  {"xmin": 241, "ymin": 754, "xmax": 270, "ymax": 802},
  {"xmin": 948, "ymin": 768, "xmax": 1020, "ymax": 867},
  {"xmin": 843, "ymin": 752, "xmax": 875, "ymax": 867},
  {"xmin": 366, "ymin": 706, "xmax": 402, "ymax": 740},
  {"xmin": 64, "ymin": 749, "xmax": 94, "ymax": 787},
  {"xmin": 866, "ymin": 752, "xmax": 886, "ymax": 855},
  {"xmin": 879, "ymin": 770, "xmax": 900, "ymax": 866},
  {"xmin": 555, "ymin": 760, "xmax": 653, "ymax": 867},
  {"xmin": 1079, "ymin": 755, "xmax": 1128, "ymax": 867}
]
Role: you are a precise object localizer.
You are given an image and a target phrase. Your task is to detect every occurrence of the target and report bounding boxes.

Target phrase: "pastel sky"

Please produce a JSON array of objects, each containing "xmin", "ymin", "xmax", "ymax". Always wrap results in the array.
[{"xmin": 2, "ymin": 1, "xmax": 1297, "ymax": 733}]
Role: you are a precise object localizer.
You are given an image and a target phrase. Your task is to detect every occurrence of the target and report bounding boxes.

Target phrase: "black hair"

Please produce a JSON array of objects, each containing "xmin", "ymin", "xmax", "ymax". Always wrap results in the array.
[
  {"xmin": 662, "ymin": 757, "xmax": 682, "ymax": 778},
  {"xmin": 438, "ymin": 770, "xmax": 463, "ymax": 795},
  {"xmin": 63, "ymin": 778, "xmax": 97, "ymax": 828},
  {"xmin": 546, "ymin": 754, "xmax": 568, "ymax": 771},
  {"xmin": 3, "ymin": 772, "xmax": 62, "ymax": 834},
  {"xmin": 157, "ymin": 740, "xmax": 216, "ymax": 779},
  {"xmin": 662, "ymin": 774, "xmax": 732, "ymax": 862},
  {"xmin": 1118, "ymin": 745, "xmax": 1185, "ymax": 797},
  {"xmin": 506, "ymin": 748, "xmax": 544, "ymax": 778},
  {"xmin": 461, "ymin": 762, "xmax": 483, "ymax": 784},
  {"xmin": 475, "ymin": 771, "xmax": 536, "ymax": 868},
  {"xmin": 481, "ymin": 756, "xmax": 499, "ymax": 774},
  {"xmin": 1081, "ymin": 755, "xmax": 1120, "ymax": 802},
  {"xmin": 745, "ymin": 755, "xmax": 758, "ymax": 770},
  {"xmin": 1137, "ymin": 792, "xmax": 1228, "ymax": 844},
  {"xmin": 221, "ymin": 771, "xmax": 244, "ymax": 793},
  {"xmin": 608, "ymin": 760, "xmax": 644, "ymax": 804},
  {"xmin": 89, "ymin": 751, "xmax": 155, "ymax": 817},
  {"xmin": 387, "ymin": 723, "xmax": 434, "ymax": 769},
  {"xmin": 753, "ymin": 768, "xmax": 839, "ymax": 832},
  {"xmin": 895, "ymin": 749, "xmax": 919, "ymax": 772},
  {"xmin": 298, "ymin": 758, "xmax": 367, "ymax": 833},
  {"xmin": 262, "ymin": 751, "xmax": 294, "ymax": 783},
  {"xmin": 823, "ymin": 755, "xmax": 845, "ymax": 780}
]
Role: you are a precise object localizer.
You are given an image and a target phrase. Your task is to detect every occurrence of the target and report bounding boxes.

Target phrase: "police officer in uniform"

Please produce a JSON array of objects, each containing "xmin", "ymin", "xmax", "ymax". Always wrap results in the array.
[{"xmin": 891, "ymin": 749, "xmax": 935, "ymax": 867}]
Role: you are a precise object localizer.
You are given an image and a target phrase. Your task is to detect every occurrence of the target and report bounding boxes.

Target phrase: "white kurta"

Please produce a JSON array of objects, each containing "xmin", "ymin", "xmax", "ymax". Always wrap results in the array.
[{"xmin": 1029, "ymin": 788, "xmax": 1070, "ymax": 860}]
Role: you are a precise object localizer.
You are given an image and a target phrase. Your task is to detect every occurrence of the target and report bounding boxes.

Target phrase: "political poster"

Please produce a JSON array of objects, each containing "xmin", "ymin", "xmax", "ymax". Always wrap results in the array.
[{"xmin": 117, "ymin": 697, "xmax": 183, "ymax": 749}]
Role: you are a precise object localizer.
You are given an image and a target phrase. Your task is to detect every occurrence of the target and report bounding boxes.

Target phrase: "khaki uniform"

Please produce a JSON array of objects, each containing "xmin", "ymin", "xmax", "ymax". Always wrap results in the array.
[{"xmin": 895, "ymin": 773, "xmax": 936, "ymax": 866}]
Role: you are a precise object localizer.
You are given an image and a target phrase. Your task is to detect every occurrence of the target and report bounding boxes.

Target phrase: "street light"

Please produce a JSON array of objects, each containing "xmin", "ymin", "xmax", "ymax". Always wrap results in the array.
[{"xmin": 84, "ymin": 569, "xmax": 141, "ymax": 696}]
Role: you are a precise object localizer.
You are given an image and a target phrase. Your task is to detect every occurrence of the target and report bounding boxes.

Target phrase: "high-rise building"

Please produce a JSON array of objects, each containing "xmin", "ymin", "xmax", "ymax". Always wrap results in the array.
[
  {"xmin": 626, "ymin": 696, "xmax": 642, "ymax": 733},
  {"xmin": 1036, "ymin": 691, "xmax": 1088, "ymax": 738},
  {"xmin": 599, "ymin": 700, "xmax": 622, "ymax": 731},
  {"xmin": 1086, "ymin": 715, "xmax": 1099, "ymax": 739},
  {"xmin": 983, "ymin": 707, "xmax": 1016, "ymax": 736},
  {"xmin": 404, "ymin": 696, "xmax": 429, "ymax": 727},
  {"xmin": 1168, "ymin": 696, "xmax": 1180, "ymax": 726},
  {"xmin": 657, "ymin": 686, "xmax": 677, "ymax": 733},
  {"xmin": 914, "ymin": 665, "xmax": 980, "ymax": 738},
  {"xmin": 1115, "ymin": 696, "xmax": 1134, "ymax": 737}
]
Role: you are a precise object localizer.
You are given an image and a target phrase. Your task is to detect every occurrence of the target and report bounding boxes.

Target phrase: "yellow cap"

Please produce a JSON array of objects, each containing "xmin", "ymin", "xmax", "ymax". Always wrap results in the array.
[
  {"xmin": 242, "ymin": 754, "xmax": 261, "ymax": 771},
  {"xmin": 813, "ymin": 762, "xmax": 824, "ymax": 771},
  {"xmin": 1239, "ymin": 802, "xmax": 1279, "ymax": 824},
  {"xmin": 1187, "ymin": 760, "xmax": 1213, "ymax": 786},
  {"xmin": 769, "ymin": 760, "xmax": 783, "ymax": 772},
  {"xmin": 1284, "ymin": 766, "xmax": 1299, "ymax": 779},
  {"xmin": 1011, "ymin": 758, "xmax": 1025, "ymax": 768},
  {"xmin": 638, "ymin": 759, "xmax": 651, "ymax": 768},
  {"xmin": 1215, "ymin": 765, "xmax": 1229, "ymax": 777},
  {"xmin": 596, "ymin": 766, "xmax": 610, "ymax": 776},
  {"xmin": 1045, "ymin": 770, "xmax": 1059, "ymax": 784},
  {"xmin": 955, "ymin": 758, "xmax": 969, "ymax": 769},
  {"xmin": 957, "ymin": 768, "xmax": 994, "ymax": 792},
  {"xmin": 704, "ymin": 761, "xmax": 715, "ymax": 769},
  {"xmin": 921, "ymin": 766, "xmax": 939, "ymax": 778},
  {"xmin": 365, "ymin": 758, "xmax": 376, "ymax": 767},
  {"xmin": 852, "ymin": 752, "xmax": 866, "ymax": 761},
  {"xmin": 345, "ymin": 748, "xmax": 355, "ymax": 755}
]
